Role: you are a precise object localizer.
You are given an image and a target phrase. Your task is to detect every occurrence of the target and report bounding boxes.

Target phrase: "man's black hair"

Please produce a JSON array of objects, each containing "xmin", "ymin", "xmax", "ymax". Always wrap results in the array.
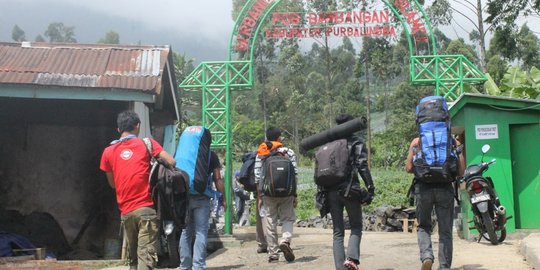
[
  {"xmin": 117, "ymin": 111, "xmax": 141, "ymax": 133},
  {"xmin": 335, "ymin": 113, "xmax": 354, "ymax": 125},
  {"xmin": 266, "ymin": 127, "xmax": 281, "ymax": 141}
]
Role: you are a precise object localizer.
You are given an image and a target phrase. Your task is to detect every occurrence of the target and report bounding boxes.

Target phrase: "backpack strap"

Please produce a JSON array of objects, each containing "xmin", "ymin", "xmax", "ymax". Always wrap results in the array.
[
  {"xmin": 454, "ymin": 181, "xmax": 460, "ymax": 206},
  {"xmin": 142, "ymin": 138, "xmax": 160, "ymax": 188},
  {"xmin": 342, "ymin": 140, "xmax": 359, "ymax": 198},
  {"xmin": 142, "ymin": 138, "xmax": 157, "ymax": 164}
]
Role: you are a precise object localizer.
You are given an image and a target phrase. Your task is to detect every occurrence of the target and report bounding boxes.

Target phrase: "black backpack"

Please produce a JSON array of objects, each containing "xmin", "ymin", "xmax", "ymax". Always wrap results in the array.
[
  {"xmin": 261, "ymin": 150, "xmax": 296, "ymax": 197},
  {"xmin": 314, "ymin": 139, "xmax": 352, "ymax": 187},
  {"xmin": 238, "ymin": 152, "xmax": 257, "ymax": 192},
  {"xmin": 143, "ymin": 138, "xmax": 189, "ymax": 228},
  {"xmin": 413, "ymin": 96, "xmax": 458, "ymax": 183}
]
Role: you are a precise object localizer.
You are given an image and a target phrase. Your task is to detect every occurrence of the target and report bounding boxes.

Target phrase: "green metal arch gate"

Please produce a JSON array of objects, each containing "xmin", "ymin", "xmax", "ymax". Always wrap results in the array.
[{"xmin": 179, "ymin": 0, "xmax": 487, "ymax": 234}]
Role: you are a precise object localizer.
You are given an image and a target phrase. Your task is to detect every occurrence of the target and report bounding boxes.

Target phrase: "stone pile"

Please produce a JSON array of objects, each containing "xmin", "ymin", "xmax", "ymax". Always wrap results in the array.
[
  {"xmin": 364, "ymin": 205, "xmax": 416, "ymax": 232},
  {"xmin": 297, "ymin": 205, "xmax": 416, "ymax": 232}
]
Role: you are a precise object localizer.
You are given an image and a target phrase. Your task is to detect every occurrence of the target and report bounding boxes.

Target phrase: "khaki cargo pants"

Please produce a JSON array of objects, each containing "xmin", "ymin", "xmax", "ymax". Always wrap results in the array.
[{"xmin": 121, "ymin": 206, "xmax": 158, "ymax": 270}]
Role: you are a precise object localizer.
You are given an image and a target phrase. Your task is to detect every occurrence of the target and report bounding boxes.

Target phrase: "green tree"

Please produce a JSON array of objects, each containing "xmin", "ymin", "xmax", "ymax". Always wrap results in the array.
[
  {"xmin": 35, "ymin": 35, "xmax": 45, "ymax": 42},
  {"xmin": 44, "ymin": 22, "xmax": 77, "ymax": 43},
  {"xmin": 11, "ymin": 25, "xmax": 26, "ymax": 42},
  {"xmin": 364, "ymin": 37, "xmax": 397, "ymax": 126},
  {"xmin": 97, "ymin": 31, "xmax": 120, "ymax": 44},
  {"xmin": 232, "ymin": 113, "xmax": 265, "ymax": 153},
  {"xmin": 486, "ymin": 55, "xmax": 509, "ymax": 86},
  {"xmin": 426, "ymin": 0, "xmax": 452, "ymax": 27},
  {"xmin": 173, "ymin": 52, "xmax": 196, "ymax": 129},
  {"xmin": 516, "ymin": 24, "xmax": 540, "ymax": 70},
  {"xmin": 426, "ymin": 0, "xmax": 495, "ymax": 71},
  {"xmin": 486, "ymin": 0, "xmax": 540, "ymax": 28},
  {"xmin": 371, "ymin": 84, "xmax": 432, "ymax": 168},
  {"xmin": 444, "ymin": 38, "xmax": 479, "ymax": 65},
  {"xmin": 487, "ymin": 26, "xmax": 518, "ymax": 61},
  {"xmin": 433, "ymin": 28, "xmax": 451, "ymax": 53}
]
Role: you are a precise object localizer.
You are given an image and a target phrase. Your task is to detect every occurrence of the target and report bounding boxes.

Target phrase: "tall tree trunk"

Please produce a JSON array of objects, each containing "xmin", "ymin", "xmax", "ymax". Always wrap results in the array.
[
  {"xmin": 324, "ymin": 34, "xmax": 334, "ymax": 127},
  {"xmin": 477, "ymin": 0, "xmax": 487, "ymax": 72},
  {"xmin": 384, "ymin": 80, "xmax": 389, "ymax": 127},
  {"xmin": 257, "ymin": 43, "xmax": 268, "ymax": 132},
  {"xmin": 363, "ymin": 38, "xmax": 372, "ymax": 169},
  {"xmin": 293, "ymin": 117, "xmax": 300, "ymax": 164}
]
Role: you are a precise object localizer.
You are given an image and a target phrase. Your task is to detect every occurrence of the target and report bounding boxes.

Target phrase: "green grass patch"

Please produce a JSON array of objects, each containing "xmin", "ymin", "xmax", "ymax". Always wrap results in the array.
[
  {"xmin": 245, "ymin": 167, "xmax": 413, "ymax": 223},
  {"xmin": 295, "ymin": 166, "xmax": 413, "ymax": 216}
]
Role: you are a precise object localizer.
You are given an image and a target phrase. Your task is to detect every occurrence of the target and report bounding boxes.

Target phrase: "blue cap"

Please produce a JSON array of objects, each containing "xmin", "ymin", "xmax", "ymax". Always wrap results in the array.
[{"xmin": 234, "ymin": 171, "xmax": 240, "ymax": 177}]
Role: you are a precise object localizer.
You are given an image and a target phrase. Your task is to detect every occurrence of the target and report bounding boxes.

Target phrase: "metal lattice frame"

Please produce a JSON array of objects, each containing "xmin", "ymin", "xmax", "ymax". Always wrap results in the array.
[
  {"xmin": 179, "ymin": 0, "xmax": 487, "ymax": 234},
  {"xmin": 411, "ymin": 55, "xmax": 487, "ymax": 100},
  {"xmin": 179, "ymin": 61, "xmax": 252, "ymax": 234}
]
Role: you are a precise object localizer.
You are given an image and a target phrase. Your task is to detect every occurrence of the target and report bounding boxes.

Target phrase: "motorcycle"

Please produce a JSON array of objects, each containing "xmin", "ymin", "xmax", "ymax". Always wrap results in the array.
[{"xmin": 460, "ymin": 144, "xmax": 512, "ymax": 245}]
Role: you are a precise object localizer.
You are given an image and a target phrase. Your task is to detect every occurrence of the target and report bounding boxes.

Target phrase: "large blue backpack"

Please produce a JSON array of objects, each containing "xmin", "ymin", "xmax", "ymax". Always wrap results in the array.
[
  {"xmin": 175, "ymin": 126, "xmax": 214, "ymax": 196},
  {"xmin": 413, "ymin": 96, "xmax": 458, "ymax": 183}
]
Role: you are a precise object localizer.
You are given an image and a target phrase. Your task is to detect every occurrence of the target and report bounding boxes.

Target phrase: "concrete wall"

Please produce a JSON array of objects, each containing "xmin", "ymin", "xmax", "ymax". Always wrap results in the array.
[{"xmin": 0, "ymin": 98, "xmax": 126, "ymax": 255}]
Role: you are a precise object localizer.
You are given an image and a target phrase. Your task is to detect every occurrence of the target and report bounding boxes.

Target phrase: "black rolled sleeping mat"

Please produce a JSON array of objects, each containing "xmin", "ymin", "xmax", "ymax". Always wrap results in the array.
[{"xmin": 299, "ymin": 117, "xmax": 367, "ymax": 152}]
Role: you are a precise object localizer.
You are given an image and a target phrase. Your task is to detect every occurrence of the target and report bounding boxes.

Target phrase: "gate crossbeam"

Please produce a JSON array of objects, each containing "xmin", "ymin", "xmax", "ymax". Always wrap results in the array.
[{"xmin": 411, "ymin": 55, "xmax": 487, "ymax": 101}]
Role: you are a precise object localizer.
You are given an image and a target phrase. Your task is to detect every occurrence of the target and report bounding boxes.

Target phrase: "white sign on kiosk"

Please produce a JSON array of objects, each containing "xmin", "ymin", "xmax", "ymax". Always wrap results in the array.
[{"xmin": 475, "ymin": 124, "xmax": 499, "ymax": 140}]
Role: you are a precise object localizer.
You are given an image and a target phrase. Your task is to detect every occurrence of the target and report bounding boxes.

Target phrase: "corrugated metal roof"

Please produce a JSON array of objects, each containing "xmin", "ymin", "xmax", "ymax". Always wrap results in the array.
[{"xmin": 0, "ymin": 42, "xmax": 171, "ymax": 93}]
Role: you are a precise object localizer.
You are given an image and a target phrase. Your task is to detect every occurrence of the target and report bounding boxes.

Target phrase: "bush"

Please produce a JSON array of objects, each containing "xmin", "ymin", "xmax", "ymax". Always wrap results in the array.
[
  {"xmin": 295, "ymin": 167, "xmax": 412, "ymax": 216},
  {"xmin": 363, "ymin": 168, "xmax": 412, "ymax": 213},
  {"xmin": 295, "ymin": 188, "xmax": 318, "ymax": 221},
  {"xmin": 244, "ymin": 167, "xmax": 412, "ymax": 224}
]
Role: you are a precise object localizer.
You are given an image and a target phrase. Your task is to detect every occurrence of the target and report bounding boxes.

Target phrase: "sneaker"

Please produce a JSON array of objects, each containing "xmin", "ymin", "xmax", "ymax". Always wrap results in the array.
[
  {"xmin": 257, "ymin": 246, "xmax": 268, "ymax": 254},
  {"xmin": 421, "ymin": 258, "xmax": 433, "ymax": 270},
  {"xmin": 344, "ymin": 259, "xmax": 359, "ymax": 270},
  {"xmin": 279, "ymin": 242, "xmax": 295, "ymax": 262},
  {"xmin": 268, "ymin": 254, "xmax": 279, "ymax": 263}
]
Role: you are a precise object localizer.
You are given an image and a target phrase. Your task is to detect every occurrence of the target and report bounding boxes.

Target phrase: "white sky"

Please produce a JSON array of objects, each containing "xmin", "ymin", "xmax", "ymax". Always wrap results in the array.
[{"xmin": 51, "ymin": 0, "xmax": 235, "ymax": 42}]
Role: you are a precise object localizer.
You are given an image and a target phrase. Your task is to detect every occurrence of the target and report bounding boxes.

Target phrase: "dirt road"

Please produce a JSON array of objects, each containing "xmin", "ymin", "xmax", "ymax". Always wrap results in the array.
[
  {"xmin": 204, "ymin": 226, "xmax": 533, "ymax": 270},
  {"xmin": 2, "ymin": 226, "xmax": 532, "ymax": 270}
]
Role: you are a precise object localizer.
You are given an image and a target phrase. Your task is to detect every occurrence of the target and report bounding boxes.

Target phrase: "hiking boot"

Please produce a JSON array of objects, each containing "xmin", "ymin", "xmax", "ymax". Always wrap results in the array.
[
  {"xmin": 279, "ymin": 242, "xmax": 295, "ymax": 262},
  {"xmin": 257, "ymin": 246, "xmax": 268, "ymax": 254},
  {"xmin": 421, "ymin": 258, "xmax": 433, "ymax": 270},
  {"xmin": 344, "ymin": 259, "xmax": 359, "ymax": 270},
  {"xmin": 268, "ymin": 254, "xmax": 279, "ymax": 263}
]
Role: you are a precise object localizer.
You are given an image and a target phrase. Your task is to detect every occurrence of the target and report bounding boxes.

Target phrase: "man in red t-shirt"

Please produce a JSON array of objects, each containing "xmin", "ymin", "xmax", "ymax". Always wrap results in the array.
[{"xmin": 100, "ymin": 111, "xmax": 175, "ymax": 270}]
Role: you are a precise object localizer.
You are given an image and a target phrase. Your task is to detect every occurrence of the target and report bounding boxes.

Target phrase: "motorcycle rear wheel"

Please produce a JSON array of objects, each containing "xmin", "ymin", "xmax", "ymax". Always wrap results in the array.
[
  {"xmin": 481, "ymin": 212, "xmax": 499, "ymax": 245},
  {"xmin": 483, "ymin": 227, "xmax": 507, "ymax": 244}
]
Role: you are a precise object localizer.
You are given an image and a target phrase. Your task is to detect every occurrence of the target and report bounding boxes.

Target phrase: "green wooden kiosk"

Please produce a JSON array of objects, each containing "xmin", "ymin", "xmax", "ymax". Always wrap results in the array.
[{"xmin": 449, "ymin": 93, "xmax": 540, "ymax": 239}]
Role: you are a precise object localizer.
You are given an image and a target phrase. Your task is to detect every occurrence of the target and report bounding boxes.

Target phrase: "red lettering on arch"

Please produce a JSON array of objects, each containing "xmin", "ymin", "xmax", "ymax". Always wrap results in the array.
[
  {"xmin": 235, "ymin": 0, "xmax": 272, "ymax": 53},
  {"xmin": 236, "ymin": 38, "xmax": 248, "ymax": 52}
]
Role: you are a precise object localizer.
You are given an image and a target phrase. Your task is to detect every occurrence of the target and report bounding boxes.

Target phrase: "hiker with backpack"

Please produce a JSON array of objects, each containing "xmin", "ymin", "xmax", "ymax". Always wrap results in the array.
[
  {"xmin": 100, "ymin": 111, "xmax": 176, "ymax": 270},
  {"xmin": 254, "ymin": 127, "xmax": 298, "ymax": 263},
  {"xmin": 175, "ymin": 127, "xmax": 225, "ymax": 270},
  {"xmin": 238, "ymin": 151, "xmax": 267, "ymax": 253},
  {"xmin": 405, "ymin": 96, "xmax": 465, "ymax": 270},
  {"xmin": 314, "ymin": 114, "xmax": 375, "ymax": 270},
  {"xmin": 233, "ymin": 171, "xmax": 251, "ymax": 225}
]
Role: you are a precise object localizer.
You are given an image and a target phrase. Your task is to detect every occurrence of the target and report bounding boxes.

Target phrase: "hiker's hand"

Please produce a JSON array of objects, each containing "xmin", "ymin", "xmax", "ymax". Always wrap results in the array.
[
  {"xmin": 362, "ymin": 192, "xmax": 374, "ymax": 206},
  {"xmin": 368, "ymin": 185, "xmax": 375, "ymax": 195},
  {"xmin": 293, "ymin": 197, "xmax": 298, "ymax": 208}
]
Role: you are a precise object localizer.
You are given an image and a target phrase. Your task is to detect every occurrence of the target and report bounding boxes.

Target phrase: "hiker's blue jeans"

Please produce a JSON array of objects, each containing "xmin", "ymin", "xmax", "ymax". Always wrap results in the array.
[
  {"xmin": 328, "ymin": 190, "xmax": 363, "ymax": 270},
  {"xmin": 234, "ymin": 189, "xmax": 246, "ymax": 223},
  {"xmin": 415, "ymin": 182, "xmax": 454, "ymax": 270},
  {"xmin": 180, "ymin": 195, "xmax": 211, "ymax": 270}
]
